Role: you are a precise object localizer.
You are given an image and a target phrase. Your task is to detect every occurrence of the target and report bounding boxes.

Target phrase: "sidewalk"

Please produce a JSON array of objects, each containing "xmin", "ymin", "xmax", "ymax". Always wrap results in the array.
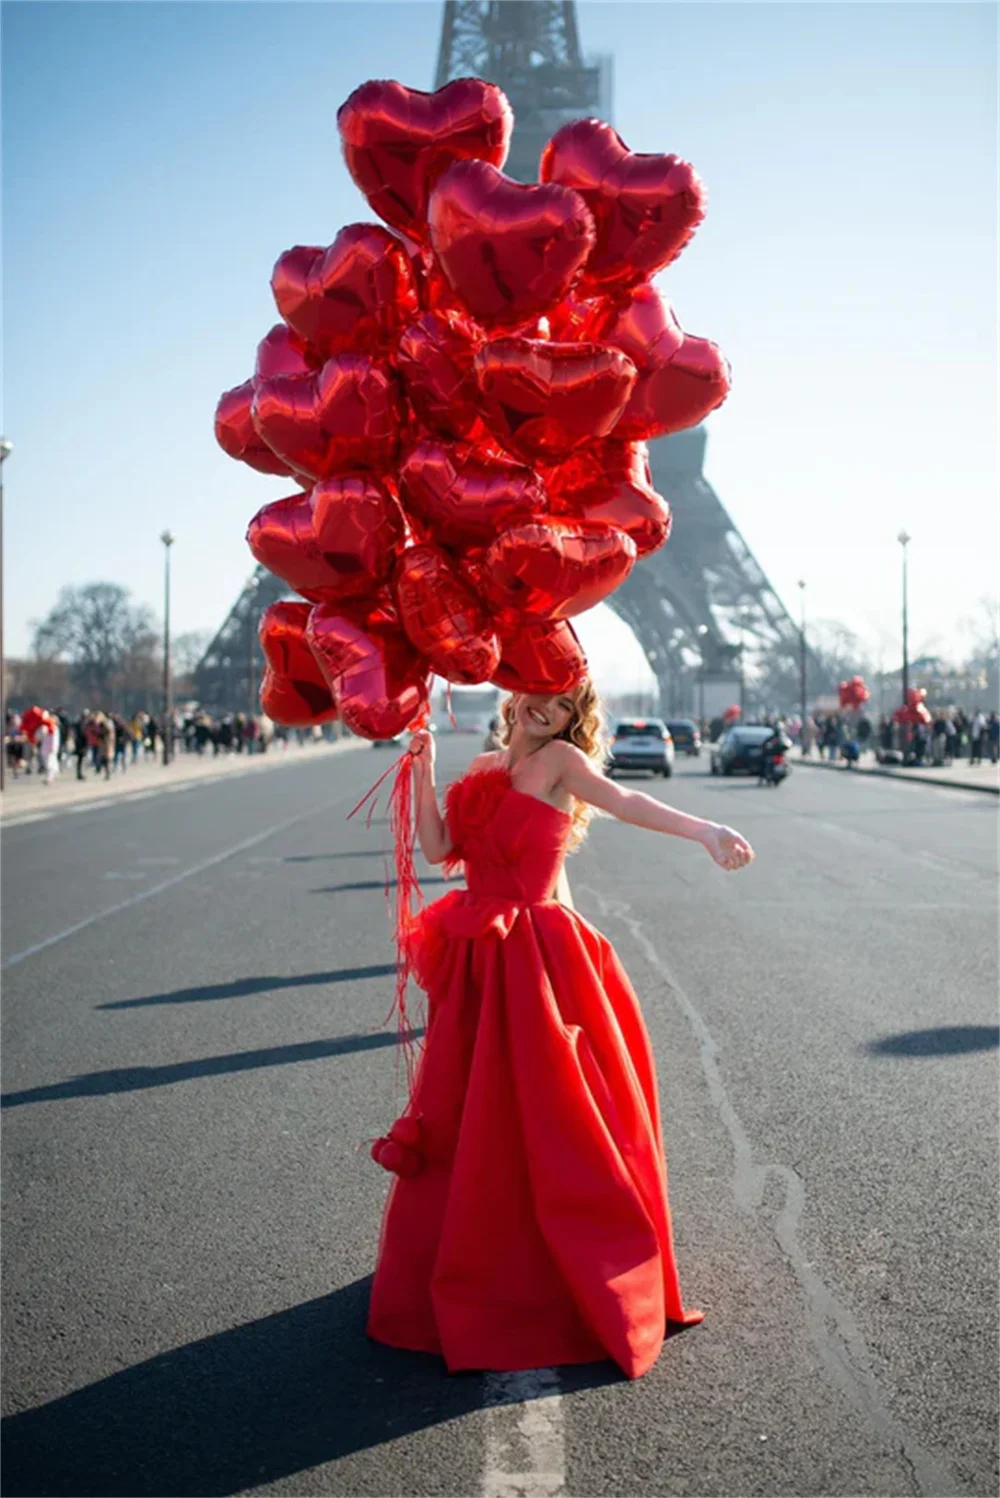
[
  {"xmin": 1, "ymin": 735, "xmax": 366, "ymax": 825},
  {"xmin": 795, "ymin": 748, "xmax": 999, "ymax": 795}
]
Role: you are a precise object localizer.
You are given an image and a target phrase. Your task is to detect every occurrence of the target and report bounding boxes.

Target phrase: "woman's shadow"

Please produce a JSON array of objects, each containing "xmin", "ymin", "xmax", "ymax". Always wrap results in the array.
[{"xmin": 1, "ymin": 1278, "xmax": 483, "ymax": 1497}]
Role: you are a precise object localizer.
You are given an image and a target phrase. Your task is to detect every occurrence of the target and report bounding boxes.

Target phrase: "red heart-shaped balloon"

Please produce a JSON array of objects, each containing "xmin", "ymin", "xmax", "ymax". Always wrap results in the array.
[
  {"xmin": 485, "ymin": 520, "xmax": 637, "ymax": 620},
  {"xmin": 338, "ymin": 77, "xmax": 513, "ymax": 242},
  {"xmin": 399, "ymin": 438, "xmax": 547, "ymax": 549},
  {"xmin": 474, "ymin": 339, "xmax": 636, "ymax": 463},
  {"xmin": 582, "ymin": 284, "xmax": 730, "ymax": 439},
  {"xmin": 428, "ymin": 160, "xmax": 595, "ymax": 330},
  {"xmin": 306, "ymin": 605, "xmax": 429, "ymax": 741},
  {"xmin": 396, "ymin": 310, "xmax": 487, "ymax": 442},
  {"xmin": 395, "ymin": 544, "xmax": 500, "ymax": 685},
  {"xmin": 546, "ymin": 440, "xmax": 672, "ymax": 558},
  {"xmin": 254, "ymin": 324, "xmax": 320, "ymax": 383},
  {"xmin": 271, "ymin": 225, "xmax": 419, "ymax": 360},
  {"xmin": 251, "ymin": 356, "xmax": 401, "ymax": 481},
  {"xmin": 492, "ymin": 620, "xmax": 588, "ymax": 695},
  {"xmin": 540, "ymin": 119, "xmax": 706, "ymax": 294},
  {"xmin": 215, "ymin": 380, "xmax": 295, "ymax": 477},
  {"xmin": 247, "ymin": 477, "xmax": 406, "ymax": 603},
  {"xmin": 258, "ymin": 602, "xmax": 339, "ymax": 727}
]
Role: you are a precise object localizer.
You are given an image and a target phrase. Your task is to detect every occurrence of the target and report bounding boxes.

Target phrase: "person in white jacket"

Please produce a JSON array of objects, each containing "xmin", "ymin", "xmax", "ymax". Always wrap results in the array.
[{"xmin": 37, "ymin": 717, "xmax": 60, "ymax": 785}]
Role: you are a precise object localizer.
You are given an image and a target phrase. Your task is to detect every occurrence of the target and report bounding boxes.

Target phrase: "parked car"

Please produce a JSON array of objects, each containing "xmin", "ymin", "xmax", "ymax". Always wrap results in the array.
[
  {"xmin": 710, "ymin": 726, "xmax": 775, "ymax": 775},
  {"xmin": 665, "ymin": 718, "xmax": 701, "ymax": 757},
  {"xmin": 609, "ymin": 719, "xmax": 674, "ymax": 777}
]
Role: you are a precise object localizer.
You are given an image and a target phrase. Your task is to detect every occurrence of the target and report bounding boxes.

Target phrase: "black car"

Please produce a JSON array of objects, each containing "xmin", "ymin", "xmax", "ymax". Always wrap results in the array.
[
  {"xmin": 665, "ymin": 718, "xmax": 701, "ymax": 756},
  {"xmin": 710, "ymin": 726, "xmax": 775, "ymax": 775}
]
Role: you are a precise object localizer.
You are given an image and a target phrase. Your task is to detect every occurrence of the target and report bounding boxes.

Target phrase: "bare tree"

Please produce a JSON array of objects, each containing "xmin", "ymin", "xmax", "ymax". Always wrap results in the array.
[{"xmin": 31, "ymin": 583, "xmax": 159, "ymax": 709}]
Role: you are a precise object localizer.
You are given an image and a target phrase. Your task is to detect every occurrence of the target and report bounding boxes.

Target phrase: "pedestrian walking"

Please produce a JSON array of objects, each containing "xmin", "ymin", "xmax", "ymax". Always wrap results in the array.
[
  {"xmin": 987, "ymin": 712, "xmax": 999, "ymax": 765},
  {"xmin": 970, "ymin": 709, "xmax": 986, "ymax": 766},
  {"xmin": 37, "ymin": 715, "xmax": 60, "ymax": 785}
]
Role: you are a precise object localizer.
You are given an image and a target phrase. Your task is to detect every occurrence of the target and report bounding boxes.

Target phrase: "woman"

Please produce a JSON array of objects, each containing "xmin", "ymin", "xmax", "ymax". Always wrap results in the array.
[{"xmin": 367, "ymin": 678, "xmax": 754, "ymax": 1380}]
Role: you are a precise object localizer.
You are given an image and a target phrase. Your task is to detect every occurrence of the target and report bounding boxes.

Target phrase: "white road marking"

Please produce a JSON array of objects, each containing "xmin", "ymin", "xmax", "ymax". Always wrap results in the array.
[
  {"xmin": 482, "ymin": 1369, "xmax": 566, "ymax": 1498},
  {"xmin": 102, "ymin": 871, "xmax": 148, "ymax": 882},
  {"xmin": 1, "ymin": 799, "xmax": 342, "ymax": 971}
]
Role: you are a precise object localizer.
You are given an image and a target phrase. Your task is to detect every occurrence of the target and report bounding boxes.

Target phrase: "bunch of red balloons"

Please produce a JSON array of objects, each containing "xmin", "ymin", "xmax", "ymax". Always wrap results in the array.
[
  {"xmin": 18, "ymin": 706, "xmax": 56, "ymax": 743},
  {"xmin": 893, "ymin": 687, "xmax": 932, "ymax": 727},
  {"xmin": 722, "ymin": 704, "xmax": 742, "ymax": 725},
  {"xmin": 215, "ymin": 78, "xmax": 730, "ymax": 739},
  {"xmin": 838, "ymin": 676, "xmax": 870, "ymax": 711}
]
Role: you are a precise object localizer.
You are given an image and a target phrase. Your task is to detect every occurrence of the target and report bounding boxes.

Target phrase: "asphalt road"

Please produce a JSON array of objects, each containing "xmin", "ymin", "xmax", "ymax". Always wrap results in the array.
[{"xmin": 2, "ymin": 742, "xmax": 997, "ymax": 1498}]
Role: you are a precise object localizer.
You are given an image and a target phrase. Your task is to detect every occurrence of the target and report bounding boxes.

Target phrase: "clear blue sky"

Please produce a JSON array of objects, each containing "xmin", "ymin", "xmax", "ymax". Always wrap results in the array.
[{"xmin": 3, "ymin": 1, "xmax": 996, "ymax": 687}]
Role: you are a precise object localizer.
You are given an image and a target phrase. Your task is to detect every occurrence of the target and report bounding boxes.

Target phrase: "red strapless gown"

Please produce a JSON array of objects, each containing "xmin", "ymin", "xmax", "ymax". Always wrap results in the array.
[{"xmin": 367, "ymin": 767, "xmax": 703, "ymax": 1379}]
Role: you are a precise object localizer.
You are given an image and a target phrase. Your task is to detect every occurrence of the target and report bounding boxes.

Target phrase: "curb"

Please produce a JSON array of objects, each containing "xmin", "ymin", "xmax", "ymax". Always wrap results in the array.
[
  {"xmin": 795, "ymin": 757, "xmax": 999, "ymax": 796},
  {"xmin": 1, "ymin": 738, "xmax": 367, "ymax": 827}
]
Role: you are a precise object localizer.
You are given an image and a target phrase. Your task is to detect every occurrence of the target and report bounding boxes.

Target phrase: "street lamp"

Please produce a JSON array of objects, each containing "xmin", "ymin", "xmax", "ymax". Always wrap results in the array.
[
  {"xmin": 160, "ymin": 531, "xmax": 175, "ymax": 765},
  {"xmin": 897, "ymin": 530, "xmax": 911, "ymax": 705},
  {"xmin": 797, "ymin": 579, "xmax": 807, "ymax": 731},
  {"xmin": 0, "ymin": 437, "xmax": 12, "ymax": 793},
  {"xmin": 696, "ymin": 624, "xmax": 709, "ymax": 726}
]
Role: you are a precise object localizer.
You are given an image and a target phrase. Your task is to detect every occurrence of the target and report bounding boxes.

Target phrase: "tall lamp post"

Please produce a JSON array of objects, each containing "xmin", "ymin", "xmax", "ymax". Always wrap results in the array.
[
  {"xmin": 897, "ymin": 530, "xmax": 911, "ymax": 705},
  {"xmin": 696, "ymin": 624, "xmax": 709, "ymax": 727},
  {"xmin": 0, "ymin": 437, "xmax": 12, "ymax": 793},
  {"xmin": 160, "ymin": 531, "xmax": 175, "ymax": 765},
  {"xmin": 797, "ymin": 579, "xmax": 807, "ymax": 732}
]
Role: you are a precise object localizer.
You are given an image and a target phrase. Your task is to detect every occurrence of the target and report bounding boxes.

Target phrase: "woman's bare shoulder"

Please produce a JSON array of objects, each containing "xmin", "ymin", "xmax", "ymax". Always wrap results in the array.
[{"xmin": 467, "ymin": 749, "xmax": 506, "ymax": 774}]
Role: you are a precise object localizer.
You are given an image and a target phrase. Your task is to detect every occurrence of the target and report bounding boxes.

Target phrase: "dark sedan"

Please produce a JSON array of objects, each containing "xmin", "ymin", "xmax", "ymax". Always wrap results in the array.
[
  {"xmin": 666, "ymin": 718, "xmax": 702, "ymax": 756},
  {"xmin": 710, "ymin": 726, "xmax": 775, "ymax": 775}
]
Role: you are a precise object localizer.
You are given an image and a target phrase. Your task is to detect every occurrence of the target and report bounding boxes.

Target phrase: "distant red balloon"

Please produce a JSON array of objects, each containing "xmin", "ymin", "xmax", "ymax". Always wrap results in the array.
[
  {"xmin": 474, "ymin": 338, "xmax": 636, "ymax": 463},
  {"xmin": 722, "ymin": 705, "xmax": 741, "ymax": 724},
  {"xmin": 395, "ymin": 544, "xmax": 500, "ymax": 685},
  {"xmin": 546, "ymin": 440, "xmax": 671, "ymax": 558},
  {"xmin": 247, "ymin": 477, "xmax": 406, "ymax": 603},
  {"xmin": 251, "ymin": 356, "xmax": 401, "ymax": 481},
  {"xmin": 399, "ymin": 438, "xmax": 547, "ymax": 549},
  {"xmin": 491, "ymin": 620, "xmax": 588, "ymax": 695},
  {"xmin": 485, "ymin": 520, "xmax": 636, "ymax": 620},
  {"xmin": 540, "ymin": 118, "xmax": 706, "ymax": 294},
  {"xmin": 254, "ymin": 324, "xmax": 320, "ymax": 383},
  {"xmin": 271, "ymin": 225, "xmax": 419, "ymax": 359},
  {"xmin": 215, "ymin": 379, "xmax": 296, "ymax": 477},
  {"xmin": 258, "ymin": 601, "xmax": 339, "ymax": 727},
  {"xmin": 428, "ymin": 160, "xmax": 595, "ymax": 329},
  {"xmin": 582, "ymin": 283, "xmax": 729, "ymax": 440},
  {"xmin": 306, "ymin": 605, "xmax": 430, "ymax": 741},
  {"xmin": 396, "ymin": 310, "xmax": 486, "ymax": 442},
  {"xmin": 337, "ymin": 77, "xmax": 513, "ymax": 242}
]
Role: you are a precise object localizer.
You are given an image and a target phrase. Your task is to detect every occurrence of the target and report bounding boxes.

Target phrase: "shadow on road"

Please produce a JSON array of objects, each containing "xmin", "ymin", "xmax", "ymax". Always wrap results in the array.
[
  {"xmin": 865, "ymin": 1024, "xmax": 999, "ymax": 1057},
  {"xmin": 0, "ymin": 1277, "xmax": 484, "ymax": 1497},
  {"xmin": 283, "ymin": 850, "xmax": 391, "ymax": 862},
  {"xmin": 98, "ymin": 966, "xmax": 398, "ymax": 1011},
  {"xmin": 1, "ymin": 1030, "xmax": 423, "ymax": 1111},
  {"xmin": 310, "ymin": 878, "xmax": 450, "ymax": 894}
]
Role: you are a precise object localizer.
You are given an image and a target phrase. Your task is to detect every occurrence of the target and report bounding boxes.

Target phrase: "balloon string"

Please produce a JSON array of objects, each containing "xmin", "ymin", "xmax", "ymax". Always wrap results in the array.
[
  {"xmin": 445, "ymin": 682, "xmax": 458, "ymax": 732},
  {"xmin": 345, "ymin": 747, "xmax": 424, "ymax": 1098}
]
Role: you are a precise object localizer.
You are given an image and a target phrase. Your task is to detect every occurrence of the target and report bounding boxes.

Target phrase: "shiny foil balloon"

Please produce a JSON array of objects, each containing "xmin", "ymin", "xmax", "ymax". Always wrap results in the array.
[
  {"xmin": 474, "ymin": 339, "xmax": 636, "ymax": 463},
  {"xmin": 396, "ymin": 310, "xmax": 486, "ymax": 441},
  {"xmin": 427, "ymin": 160, "xmax": 596, "ymax": 330},
  {"xmin": 583, "ymin": 284, "xmax": 730, "ymax": 440},
  {"xmin": 258, "ymin": 601, "xmax": 339, "ymax": 727},
  {"xmin": 254, "ymin": 323, "xmax": 320, "ymax": 383},
  {"xmin": 399, "ymin": 438, "xmax": 547, "ymax": 549},
  {"xmin": 485, "ymin": 520, "xmax": 637, "ymax": 620},
  {"xmin": 215, "ymin": 380, "xmax": 296, "ymax": 477},
  {"xmin": 271, "ymin": 225, "xmax": 419, "ymax": 360},
  {"xmin": 337, "ymin": 77, "xmax": 513, "ymax": 242},
  {"xmin": 251, "ymin": 356, "xmax": 401, "ymax": 481},
  {"xmin": 540, "ymin": 119, "xmax": 706, "ymax": 295},
  {"xmin": 247, "ymin": 478, "xmax": 405, "ymax": 603},
  {"xmin": 546, "ymin": 440, "xmax": 671, "ymax": 559},
  {"xmin": 306, "ymin": 605, "xmax": 430, "ymax": 741},
  {"xmin": 395, "ymin": 544, "xmax": 500, "ymax": 685},
  {"xmin": 492, "ymin": 620, "xmax": 588, "ymax": 695}
]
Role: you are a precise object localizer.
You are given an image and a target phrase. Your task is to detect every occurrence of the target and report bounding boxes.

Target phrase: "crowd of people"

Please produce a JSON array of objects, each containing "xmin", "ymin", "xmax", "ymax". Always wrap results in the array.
[
  {"xmin": 3, "ymin": 705, "xmax": 337, "ymax": 786},
  {"xmin": 798, "ymin": 707, "xmax": 999, "ymax": 767}
]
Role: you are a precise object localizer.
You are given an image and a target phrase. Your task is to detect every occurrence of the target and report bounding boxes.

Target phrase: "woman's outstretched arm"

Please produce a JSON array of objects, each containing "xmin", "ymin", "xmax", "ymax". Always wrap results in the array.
[
  {"xmin": 552, "ymin": 741, "xmax": 755, "ymax": 872},
  {"xmin": 408, "ymin": 730, "xmax": 452, "ymax": 865}
]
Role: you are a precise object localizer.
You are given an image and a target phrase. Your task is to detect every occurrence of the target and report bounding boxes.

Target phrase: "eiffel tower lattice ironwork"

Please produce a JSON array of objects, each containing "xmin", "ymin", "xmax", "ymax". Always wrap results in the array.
[{"xmin": 197, "ymin": 0, "xmax": 815, "ymax": 715}]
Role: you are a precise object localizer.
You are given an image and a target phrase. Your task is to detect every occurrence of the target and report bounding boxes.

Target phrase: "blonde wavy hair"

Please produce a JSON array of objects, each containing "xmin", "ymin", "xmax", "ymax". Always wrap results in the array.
[{"xmin": 498, "ymin": 677, "xmax": 607, "ymax": 851}]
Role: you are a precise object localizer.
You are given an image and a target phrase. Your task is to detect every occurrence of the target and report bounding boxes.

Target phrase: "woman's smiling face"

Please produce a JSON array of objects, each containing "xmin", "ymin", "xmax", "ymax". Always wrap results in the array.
[{"xmin": 513, "ymin": 692, "xmax": 577, "ymax": 744}]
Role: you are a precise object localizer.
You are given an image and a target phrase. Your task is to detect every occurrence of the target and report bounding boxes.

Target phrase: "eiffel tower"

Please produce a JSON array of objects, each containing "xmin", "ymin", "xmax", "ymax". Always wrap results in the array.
[{"xmin": 198, "ymin": 0, "xmax": 810, "ymax": 716}]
